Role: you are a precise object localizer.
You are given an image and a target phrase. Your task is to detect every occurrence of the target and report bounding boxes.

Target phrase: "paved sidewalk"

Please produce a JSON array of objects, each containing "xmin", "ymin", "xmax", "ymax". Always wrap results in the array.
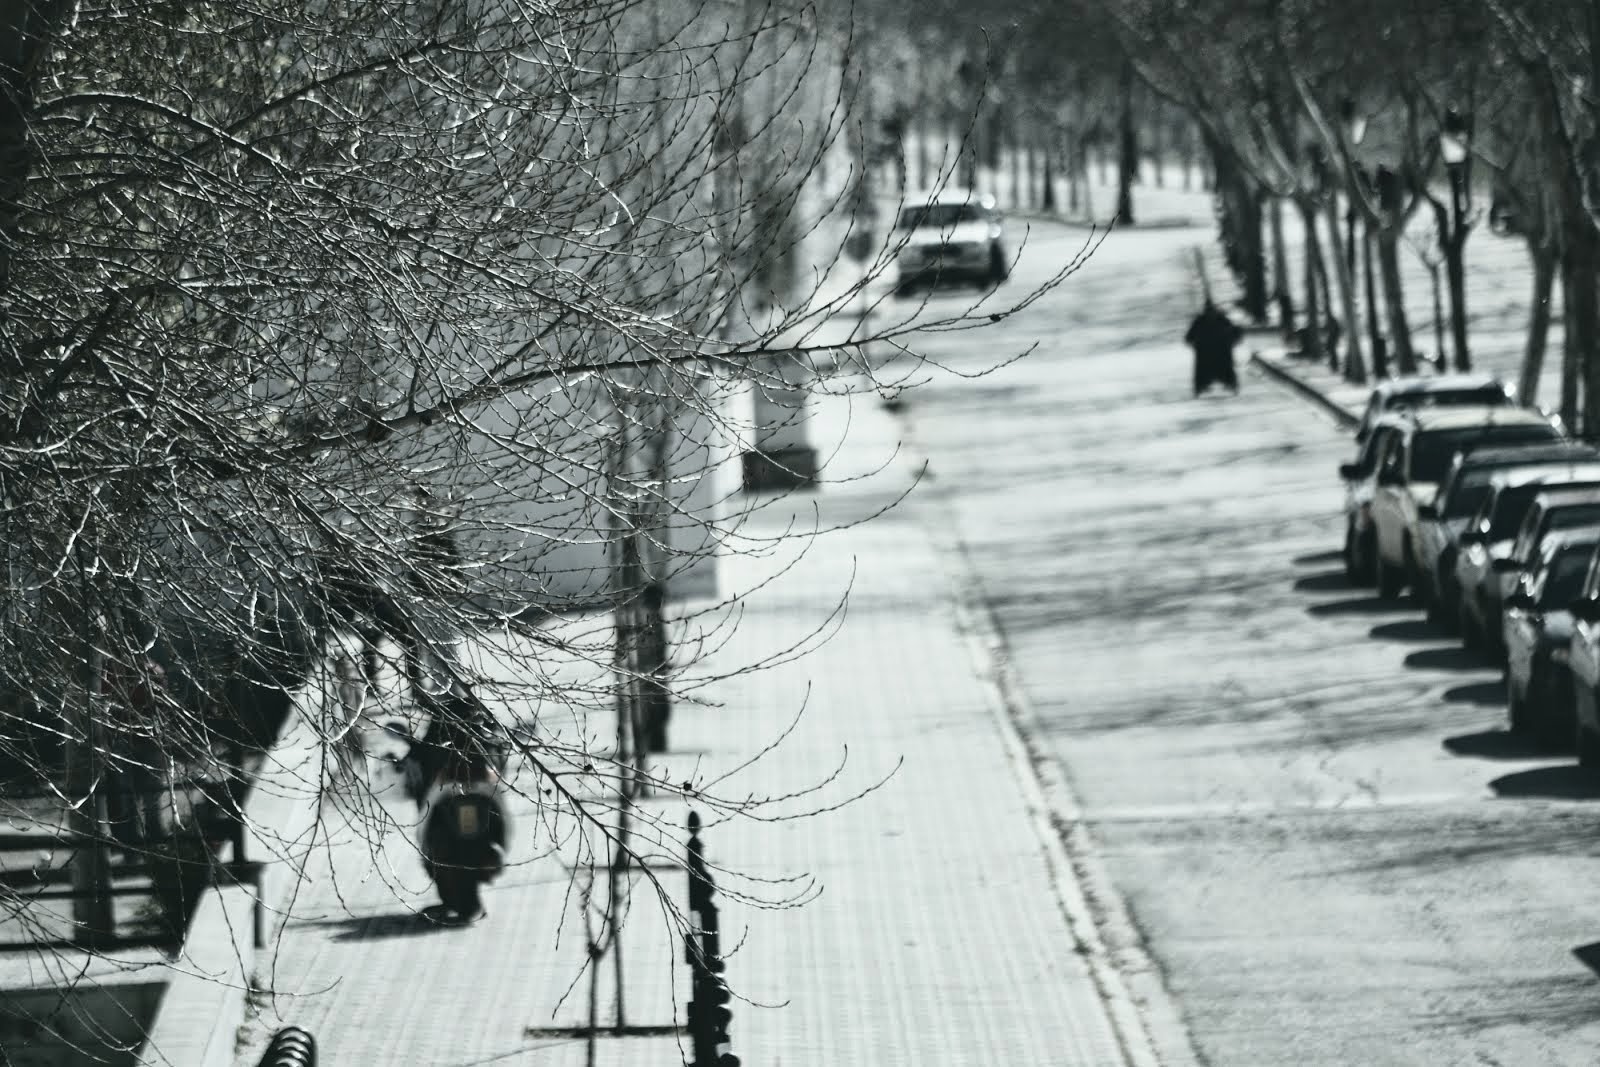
[{"xmin": 225, "ymin": 378, "xmax": 1140, "ymax": 1065}]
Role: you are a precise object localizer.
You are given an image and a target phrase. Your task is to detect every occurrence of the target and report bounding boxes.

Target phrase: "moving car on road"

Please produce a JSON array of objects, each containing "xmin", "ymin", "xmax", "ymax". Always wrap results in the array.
[
  {"xmin": 1353, "ymin": 374, "xmax": 1517, "ymax": 446},
  {"xmin": 1503, "ymin": 528, "xmax": 1600, "ymax": 744},
  {"xmin": 1368, "ymin": 407, "xmax": 1565, "ymax": 599},
  {"xmin": 1415, "ymin": 443, "xmax": 1600, "ymax": 623},
  {"xmin": 892, "ymin": 189, "xmax": 1009, "ymax": 293}
]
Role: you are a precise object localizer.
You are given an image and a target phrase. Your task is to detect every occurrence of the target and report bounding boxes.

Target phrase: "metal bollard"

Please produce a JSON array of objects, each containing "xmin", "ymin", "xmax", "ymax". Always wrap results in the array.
[
  {"xmin": 685, "ymin": 812, "xmax": 738, "ymax": 1067},
  {"xmin": 257, "ymin": 1026, "xmax": 316, "ymax": 1067}
]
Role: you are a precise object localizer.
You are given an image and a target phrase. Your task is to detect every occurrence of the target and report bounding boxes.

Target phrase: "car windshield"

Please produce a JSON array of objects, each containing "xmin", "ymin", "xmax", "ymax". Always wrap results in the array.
[
  {"xmin": 1489, "ymin": 484, "xmax": 1546, "ymax": 540},
  {"xmin": 1411, "ymin": 427, "xmax": 1560, "ymax": 484},
  {"xmin": 897, "ymin": 203, "xmax": 988, "ymax": 229},
  {"xmin": 1384, "ymin": 387, "xmax": 1509, "ymax": 413},
  {"xmin": 1442, "ymin": 472, "xmax": 1495, "ymax": 519},
  {"xmin": 1541, "ymin": 547, "xmax": 1596, "ymax": 606}
]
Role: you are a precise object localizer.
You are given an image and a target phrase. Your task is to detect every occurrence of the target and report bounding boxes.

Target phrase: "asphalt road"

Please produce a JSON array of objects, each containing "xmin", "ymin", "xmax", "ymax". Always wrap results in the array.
[{"xmin": 890, "ymin": 219, "xmax": 1600, "ymax": 1065}]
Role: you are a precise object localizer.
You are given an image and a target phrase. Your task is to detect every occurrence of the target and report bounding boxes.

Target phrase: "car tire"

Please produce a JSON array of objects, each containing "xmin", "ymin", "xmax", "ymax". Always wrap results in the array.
[
  {"xmin": 1507, "ymin": 673, "xmax": 1531, "ymax": 734},
  {"xmin": 1579, "ymin": 688, "xmax": 1600, "ymax": 768},
  {"xmin": 1460, "ymin": 602, "xmax": 1483, "ymax": 653},
  {"xmin": 1377, "ymin": 555, "xmax": 1404, "ymax": 600},
  {"xmin": 1404, "ymin": 541, "xmax": 1425, "ymax": 608},
  {"xmin": 989, "ymin": 245, "xmax": 1009, "ymax": 285},
  {"xmin": 1343, "ymin": 523, "xmax": 1361, "ymax": 583}
]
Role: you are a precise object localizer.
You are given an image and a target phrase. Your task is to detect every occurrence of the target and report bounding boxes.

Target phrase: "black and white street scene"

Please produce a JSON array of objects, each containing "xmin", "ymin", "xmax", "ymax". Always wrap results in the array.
[{"xmin": 11, "ymin": 1, "xmax": 1600, "ymax": 1064}]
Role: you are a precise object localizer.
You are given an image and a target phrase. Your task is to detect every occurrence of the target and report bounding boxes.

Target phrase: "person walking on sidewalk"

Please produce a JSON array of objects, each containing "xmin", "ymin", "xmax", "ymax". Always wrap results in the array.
[{"xmin": 1185, "ymin": 300, "xmax": 1244, "ymax": 397}]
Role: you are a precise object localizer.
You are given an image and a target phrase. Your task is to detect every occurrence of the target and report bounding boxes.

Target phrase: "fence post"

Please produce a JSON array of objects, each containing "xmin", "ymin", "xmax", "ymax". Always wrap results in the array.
[{"xmin": 685, "ymin": 811, "xmax": 738, "ymax": 1067}]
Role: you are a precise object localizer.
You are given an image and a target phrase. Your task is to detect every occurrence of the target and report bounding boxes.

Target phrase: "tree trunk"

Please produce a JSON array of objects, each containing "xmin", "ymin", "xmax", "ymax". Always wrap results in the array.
[
  {"xmin": 1242, "ymin": 188, "xmax": 1268, "ymax": 322},
  {"xmin": 1520, "ymin": 243, "xmax": 1559, "ymax": 405},
  {"xmin": 1376, "ymin": 230, "xmax": 1418, "ymax": 375},
  {"xmin": 1116, "ymin": 62, "xmax": 1137, "ymax": 224},
  {"xmin": 1323, "ymin": 192, "xmax": 1367, "ymax": 384},
  {"xmin": 1362, "ymin": 225, "xmax": 1388, "ymax": 379},
  {"xmin": 916, "ymin": 122, "xmax": 930, "ymax": 191},
  {"xmin": 1562, "ymin": 255, "xmax": 1585, "ymax": 434},
  {"xmin": 1296, "ymin": 197, "xmax": 1325, "ymax": 366},
  {"xmin": 1270, "ymin": 196, "xmax": 1295, "ymax": 334},
  {"xmin": 1043, "ymin": 139, "xmax": 1057, "ymax": 213},
  {"xmin": 1569, "ymin": 230, "xmax": 1600, "ymax": 437}
]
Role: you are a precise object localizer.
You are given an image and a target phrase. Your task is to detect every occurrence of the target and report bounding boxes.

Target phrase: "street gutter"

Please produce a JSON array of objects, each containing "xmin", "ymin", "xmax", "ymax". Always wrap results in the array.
[{"xmin": 1248, "ymin": 351, "xmax": 1361, "ymax": 429}]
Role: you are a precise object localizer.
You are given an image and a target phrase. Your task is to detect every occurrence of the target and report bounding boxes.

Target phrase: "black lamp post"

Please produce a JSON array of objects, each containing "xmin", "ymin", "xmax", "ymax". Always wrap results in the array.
[{"xmin": 1440, "ymin": 108, "xmax": 1473, "ymax": 372}]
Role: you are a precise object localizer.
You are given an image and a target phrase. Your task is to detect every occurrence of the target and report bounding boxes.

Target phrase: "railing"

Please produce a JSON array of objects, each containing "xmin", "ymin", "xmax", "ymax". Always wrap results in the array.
[{"xmin": 685, "ymin": 811, "xmax": 738, "ymax": 1067}]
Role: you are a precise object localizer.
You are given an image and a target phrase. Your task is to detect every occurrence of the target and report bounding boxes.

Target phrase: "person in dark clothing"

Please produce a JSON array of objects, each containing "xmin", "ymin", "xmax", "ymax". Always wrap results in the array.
[{"xmin": 1185, "ymin": 301, "xmax": 1244, "ymax": 397}]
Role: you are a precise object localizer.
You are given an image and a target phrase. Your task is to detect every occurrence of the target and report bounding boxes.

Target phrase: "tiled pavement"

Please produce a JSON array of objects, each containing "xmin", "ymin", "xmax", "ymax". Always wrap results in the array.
[{"xmin": 225, "ymin": 381, "xmax": 1136, "ymax": 1065}]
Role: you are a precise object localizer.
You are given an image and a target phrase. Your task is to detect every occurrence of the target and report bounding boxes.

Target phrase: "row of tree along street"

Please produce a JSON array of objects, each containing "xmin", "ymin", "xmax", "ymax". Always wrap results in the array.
[{"xmin": 848, "ymin": 0, "xmax": 1600, "ymax": 434}]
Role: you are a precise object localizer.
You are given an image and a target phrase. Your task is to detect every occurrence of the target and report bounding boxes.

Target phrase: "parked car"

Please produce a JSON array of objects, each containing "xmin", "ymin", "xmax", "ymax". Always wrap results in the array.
[
  {"xmin": 1503, "ymin": 527, "xmax": 1600, "ymax": 744},
  {"xmin": 1368, "ymin": 407, "xmax": 1565, "ymax": 599},
  {"xmin": 892, "ymin": 189, "xmax": 1009, "ymax": 293},
  {"xmin": 1497, "ymin": 488, "xmax": 1600, "ymax": 608},
  {"xmin": 1558, "ymin": 546, "xmax": 1600, "ymax": 765},
  {"xmin": 1455, "ymin": 464, "xmax": 1600, "ymax": 653},
  {"xmin": 1352, "ymin": 374, "xmax": 1517, "ymax": 446},
  {"xmin": 1415, "ymin": 442, "xmax": 1600, "ymax": 623},
  {"xmin": 1340, "ymin": 413, "xmax": 1414, "ymax": 584}
]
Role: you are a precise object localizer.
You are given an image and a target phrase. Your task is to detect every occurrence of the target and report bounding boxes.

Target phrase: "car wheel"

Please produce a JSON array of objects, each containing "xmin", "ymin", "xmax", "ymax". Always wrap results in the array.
[
  {"xmin": 1404, "ymin": 540, "xmax": 1426, "ymax": 608},
  {"xmin": 1460, "ymin": 601, "xmax": 1483, "ymax": 653},
  {"xmin": 989, "ymin": 245, "xmax": 1009, "ymax": 285},
  {"xmin": 1541, "ymin": 669, "xmax": 1576, "ymax": 751},
  {"xmin": 1578, "ymin": 687, "xmax": 1600, "ymax": 768},
  {"xmin": 1342, "ymin": 523, "xmax": 1360, "ymax": 583},
  {"xmin": 1377, "ymin": 555, "xmax": 1404, "ymax": 599},
  {"xmin": 1507, "ymin": 672, "xmax": 1531, "ymax": 734}
]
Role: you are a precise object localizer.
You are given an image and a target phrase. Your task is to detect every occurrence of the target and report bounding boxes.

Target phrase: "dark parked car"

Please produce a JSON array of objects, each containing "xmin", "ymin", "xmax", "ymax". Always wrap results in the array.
[
  {"xmin": 1455, "ymin": 465, "xmax": 1600, "ymax": 654},
  {"xmin": 1503, "ymin": 528, "xmax": 1600, "ymax": 744},
  {"xmin": 1416, "ymin": 442, "xmax": 1600, "ymax": 623}
]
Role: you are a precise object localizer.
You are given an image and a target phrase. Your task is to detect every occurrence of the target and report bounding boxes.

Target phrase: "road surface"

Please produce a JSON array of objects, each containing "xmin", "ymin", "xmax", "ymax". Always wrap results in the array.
[{"xmin": 890, "ymin": 217, "xmax": 1600, "ymax": 1066}]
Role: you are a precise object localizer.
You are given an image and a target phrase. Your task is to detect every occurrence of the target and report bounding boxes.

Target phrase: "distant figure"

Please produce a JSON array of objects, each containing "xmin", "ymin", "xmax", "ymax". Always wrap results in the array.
[{"xmin": 1185, "ymin": 301, "xmax": 1244, "ymax": 397}]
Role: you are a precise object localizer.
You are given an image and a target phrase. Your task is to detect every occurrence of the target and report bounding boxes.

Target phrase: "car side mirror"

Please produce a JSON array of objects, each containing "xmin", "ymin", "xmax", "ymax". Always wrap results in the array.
[
  {"xmin": 1491, "ymin": 557, "xmax": 1523, "ymax": 574},
  {"xmin": 1339, "ymin": 462, "xmax": 1361, "ymax": 480},
  {"xmin": 1418, "ymin": 503, "xmax": 1439, "ymax": 520}
]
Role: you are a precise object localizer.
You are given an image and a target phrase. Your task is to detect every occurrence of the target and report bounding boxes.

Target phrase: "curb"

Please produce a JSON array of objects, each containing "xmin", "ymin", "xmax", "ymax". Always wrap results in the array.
[
  {"xmin": 893, "ymin": 412, "xmax": 1205, "ymax": 1067},
  {"xmin": 1249, "ymin": 350, "xmax": 1361, "ymax": 429}
]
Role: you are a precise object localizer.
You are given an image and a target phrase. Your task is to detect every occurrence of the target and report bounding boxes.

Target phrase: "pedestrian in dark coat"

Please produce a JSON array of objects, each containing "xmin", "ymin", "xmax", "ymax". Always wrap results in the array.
[{"xmin": 1185, "ymin": 301, "xmax": 1244, "ymax": 396}]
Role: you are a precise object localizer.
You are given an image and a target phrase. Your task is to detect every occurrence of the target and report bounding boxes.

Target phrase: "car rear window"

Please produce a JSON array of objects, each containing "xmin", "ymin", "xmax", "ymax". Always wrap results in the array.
[
  {"xmin": 897, "ymin": 203, "xmax": 989, "ymax": 229},
  {"xmin": 1545, "ymin": 503, "xmax": 1600, "ymax": 534},
  {"xmin": 1384, "ymin": 387, "xmax": 1510, "ymax": 413},
  {"xmin": 1542, "ymin": 546, "xmax": 1596, "ymax": 606},
  {"xmin": 1489, "ymin": 484, "xmax": 1546, "ymax": 540},
  {"xmin": 1412, "ymin": 426, "xmax": 1561, "ymax": 484},
  {"xmin": 1443, "ymin": 475, "xmax": 1494, "ymax": 519}
]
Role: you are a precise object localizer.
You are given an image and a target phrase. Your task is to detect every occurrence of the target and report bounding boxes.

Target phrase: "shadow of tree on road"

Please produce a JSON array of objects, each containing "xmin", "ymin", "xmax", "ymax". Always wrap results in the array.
[
  {"xmin": 1405, "ymin": 647, "xmax": 1491, "ymax": 671},
  {"xmin": 1443, "ymin": 729, "xmax": 1543, "ymax": 761},
  {"xmin": 1294, "ymin": 570, "xmax": 1351, "ymax": 593},
  {"xmin": 1490, "ymin": 766, "xmax": 1600, "ymax": 800},
  {"xmin": 1370, "ymin": 619, "xmax": 1448, "ymax": 642},
  {"xmin": 1441, "ymin": 680, "xmax": 1506, "ymax": 706},
  {"xmin": 1307, "ymin": 596, "xmax": 1410, "ymax": 617}
]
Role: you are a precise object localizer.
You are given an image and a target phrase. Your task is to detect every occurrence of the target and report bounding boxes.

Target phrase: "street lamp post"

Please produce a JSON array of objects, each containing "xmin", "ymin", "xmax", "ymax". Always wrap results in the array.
[{"xmin": 1439, "ymin": 108, "xmax": 1473, "ymax": 372}]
